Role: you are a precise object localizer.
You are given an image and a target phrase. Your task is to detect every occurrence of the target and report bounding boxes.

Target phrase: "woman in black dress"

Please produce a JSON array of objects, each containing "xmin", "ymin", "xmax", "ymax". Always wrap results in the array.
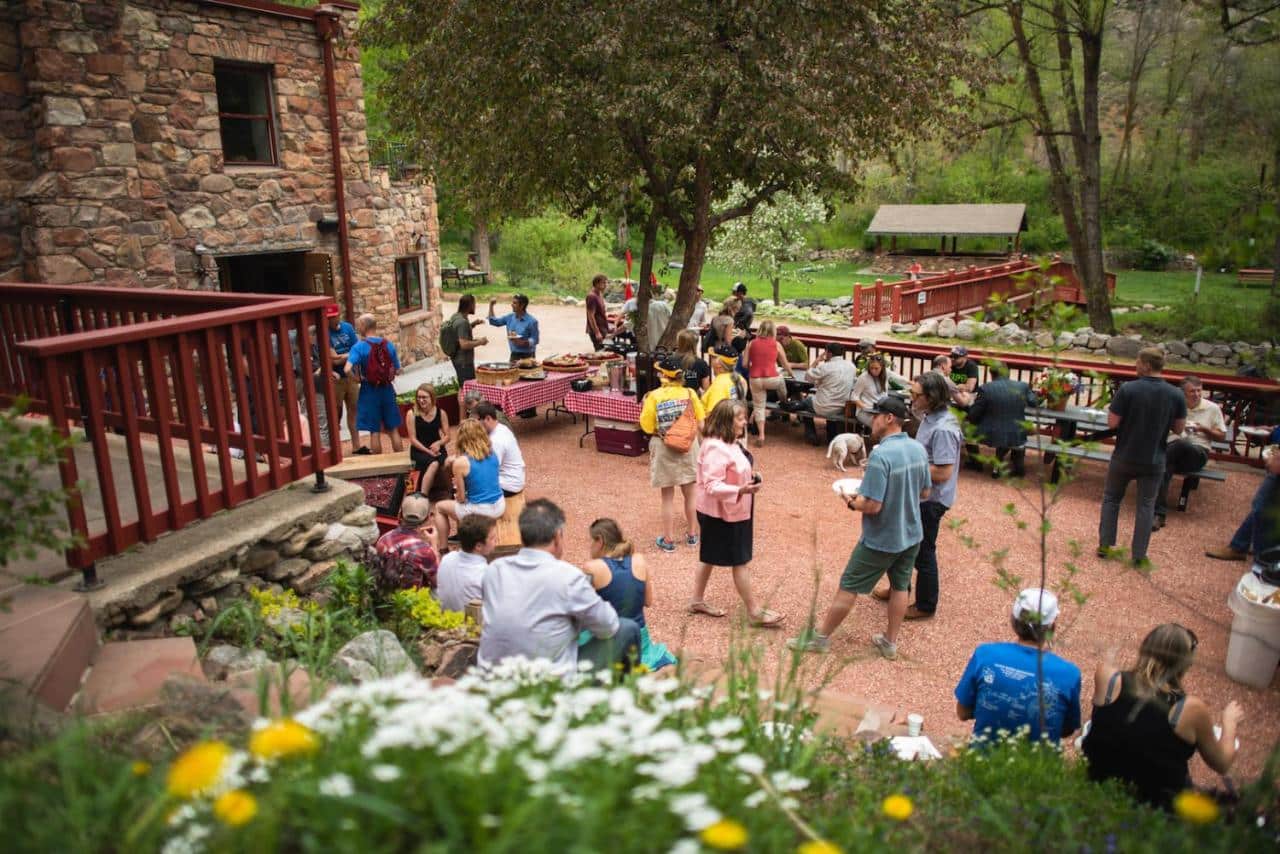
[{"xmin": 406, "ymin": 383, "xmax": 450, "ymax": 493}]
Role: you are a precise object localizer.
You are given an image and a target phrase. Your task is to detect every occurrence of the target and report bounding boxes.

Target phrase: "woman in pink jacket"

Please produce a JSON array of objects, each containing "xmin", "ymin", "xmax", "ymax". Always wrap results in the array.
[{"xmin": 687, "ymin": 399, "xmax": 785, "ymax": 627}]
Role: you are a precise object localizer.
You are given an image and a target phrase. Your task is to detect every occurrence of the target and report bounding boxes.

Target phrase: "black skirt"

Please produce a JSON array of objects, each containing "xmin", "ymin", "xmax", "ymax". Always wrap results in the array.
[{"xmin": 697, "ymin": 510, "xmax": 753, "ymax": 567}]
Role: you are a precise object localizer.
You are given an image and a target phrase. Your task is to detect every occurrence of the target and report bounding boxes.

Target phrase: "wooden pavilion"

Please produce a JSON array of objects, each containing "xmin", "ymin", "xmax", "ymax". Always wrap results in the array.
[{"xmin": 866, "ymin": 203, "xmax": 1028, "ymax": 256}]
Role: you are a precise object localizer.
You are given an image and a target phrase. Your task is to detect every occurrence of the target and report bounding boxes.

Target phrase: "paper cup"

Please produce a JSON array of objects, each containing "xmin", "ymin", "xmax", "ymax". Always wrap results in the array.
[{"xmin": 906, "ymin": 713, "xmax": 923, "ymax": 737}]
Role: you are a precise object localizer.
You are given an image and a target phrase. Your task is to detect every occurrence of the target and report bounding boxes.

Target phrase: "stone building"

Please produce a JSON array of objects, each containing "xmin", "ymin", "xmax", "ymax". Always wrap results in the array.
[{"xmin": 0, "ymin": 0, "xmax": 444, "ymax": 363}]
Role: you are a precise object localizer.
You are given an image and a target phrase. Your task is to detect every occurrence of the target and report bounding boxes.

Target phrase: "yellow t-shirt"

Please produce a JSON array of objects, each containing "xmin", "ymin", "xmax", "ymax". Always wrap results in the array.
[
  {"xmin": 701, "ymin": 372, "xmax": 744, "ymax": 414},
  {"xmin": 640, "ymin": 382, "xmax": 706, "ymax": 435}
]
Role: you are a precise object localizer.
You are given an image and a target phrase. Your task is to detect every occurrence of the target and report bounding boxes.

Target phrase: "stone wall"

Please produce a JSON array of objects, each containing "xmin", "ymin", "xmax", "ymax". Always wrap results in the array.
[{"xmin": 3, "ymin": 0, "xmax": 443, "ymax": 364}]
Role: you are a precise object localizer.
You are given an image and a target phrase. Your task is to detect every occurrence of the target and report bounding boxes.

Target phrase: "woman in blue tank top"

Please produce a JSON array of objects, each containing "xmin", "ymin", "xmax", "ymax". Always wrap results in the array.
[
  {"xmin": 432, "ymin": 419, "xmax": 505, "ymax": 553},
  {"xmin": 579, "ymin": 518, "xmax": 676, "ymax": 671}
]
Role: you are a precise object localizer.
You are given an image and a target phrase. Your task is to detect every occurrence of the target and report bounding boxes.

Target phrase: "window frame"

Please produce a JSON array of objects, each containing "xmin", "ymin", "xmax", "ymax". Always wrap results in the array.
[
  {"xmin": 214, "ymin": 61, "xmax": 279, "ymax": 167},
  {"xmin": 395, "ymin": 255, "xmax": 427, "ymax": 313}
]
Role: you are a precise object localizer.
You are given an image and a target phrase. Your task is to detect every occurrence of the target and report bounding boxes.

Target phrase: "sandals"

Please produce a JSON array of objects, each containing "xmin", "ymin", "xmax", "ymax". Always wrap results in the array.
[
  {"xmin": 749, "ymin": 609, "xmax": 785, "ymax": 628},
  {"xmin": 687, "ymin": 601, "xmax": 727, "ymax": 618}
]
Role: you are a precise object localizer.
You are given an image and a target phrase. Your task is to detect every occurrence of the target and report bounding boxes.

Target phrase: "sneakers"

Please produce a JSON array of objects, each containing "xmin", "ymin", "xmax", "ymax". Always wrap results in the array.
[
  {"xmin": 786, "ymin": 632, "xmax": 830, "ymax": 654},
  {"xmin": 903, "ymin": 605, "xmax": 934, "ymax": 620},
  {"xmin": 1205, "ymin": 545, "xmax": 1247, "ymax": 562},
  {"xmin": 870, "ymin": 633, "xmax": 898, "ymax": 660},
  {"xmin": 1151, "ymin": 515, "xmax": 1166, "ymax": 532},
  {"xmin": 655, "ymin": 537, "xmax": 677, "ymax": 553},
  {"xmin": 686, "ymin": 533, "xmax": 699, "ymax": 546}
]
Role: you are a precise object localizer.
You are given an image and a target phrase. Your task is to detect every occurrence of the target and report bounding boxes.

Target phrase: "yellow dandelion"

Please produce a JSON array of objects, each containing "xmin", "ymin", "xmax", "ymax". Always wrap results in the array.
[
  {"xmin": 798, "ymin": 841, "xmax": 843, "ymax": 854},
  {"xmin": 167, "ymin": 741, "xmax": 232, "ymax": 799},
  {"xmin": 249, "ymin": 718, "xmax": 318, "ymax": 761},
  {"xmin": 213, "ymin": 789, "xmax": 258, "ymax": 827},
  {"xmin": 700, "ymin": 818, "xmax": 749, "ymax": 850},
  {"xmin": 131, "ymin": 760, "xmax": 152, "ymax": 777},
  {"xmin": 1172, "ymin": 790, "xmax": 1220, "ymax": 825},
  {"xmin": 881, "ymin": 794, "xmax": 914, "ymax": 821}
]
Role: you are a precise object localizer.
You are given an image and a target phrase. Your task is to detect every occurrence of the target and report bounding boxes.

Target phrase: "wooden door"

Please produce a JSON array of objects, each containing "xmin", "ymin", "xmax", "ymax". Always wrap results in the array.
[{"xmin": 302, "ymin": 252, "xmax": 334, "ymax": 298}]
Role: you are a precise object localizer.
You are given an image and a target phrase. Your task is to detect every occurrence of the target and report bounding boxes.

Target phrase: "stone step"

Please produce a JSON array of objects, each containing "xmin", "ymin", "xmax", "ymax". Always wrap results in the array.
[
  {"xmin": 75, "ymin": 637, "xmax": 205, "ymax": 715},
  {"xmin": 0, "ymin": 584, "xmax": 99, "ymax": 710}
]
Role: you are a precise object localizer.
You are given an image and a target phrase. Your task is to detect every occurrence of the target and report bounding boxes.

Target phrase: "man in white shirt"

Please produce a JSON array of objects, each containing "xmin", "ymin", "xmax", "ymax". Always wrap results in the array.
[
  {"xmin": 436, "ymin": 514, "xmax": 497, "ymax": 613},
  {"xmin": 475, "ymin": 401, "xmax": 526, "ymax": 495},
  {"xmin": 1155, "ymin": 375, "xmax": 1226, "ymax": 528},
  {"xmin": 686, "ymin": 286, "xmax": 708, "ymax": 329},
  {"xmin": 647, "ymin": 288, "xmax": 672, "ymax": 347},
  {"xmin": 797, "ymin": 342, "xmax": 858, "ymax": 445},
  {"xmin": 479, "ymin": 498, "xmax": 639, "ymax": 674}
]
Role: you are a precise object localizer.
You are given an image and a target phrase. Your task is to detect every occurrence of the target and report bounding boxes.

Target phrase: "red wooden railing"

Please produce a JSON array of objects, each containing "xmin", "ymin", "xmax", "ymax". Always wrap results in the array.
[
  {"xmin": 1, "ymin": 283, "xmax": 342, "ymax": 587},
  {"xmin": 790, "ymin": 333, "xmax": 1279, "ymax": 468}
]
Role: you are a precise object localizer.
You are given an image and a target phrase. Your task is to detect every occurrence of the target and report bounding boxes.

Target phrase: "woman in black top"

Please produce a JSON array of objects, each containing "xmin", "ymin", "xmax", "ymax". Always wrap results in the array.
[
  {"xmin": 1082, "ymin": 623, "xmax": 1243, "ymax": 810},
  {"xmin": 675, "ymin": 329, "xmax": 711, "ymax": 393},
  {"xmin": 406, "ymin": 383, "xmax": 451, "ymax": 493}
]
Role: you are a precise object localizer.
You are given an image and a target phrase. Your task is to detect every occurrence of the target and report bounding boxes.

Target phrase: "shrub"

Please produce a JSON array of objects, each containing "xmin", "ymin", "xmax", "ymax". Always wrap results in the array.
[
  {"xmin": 0, "ymin": 399, "xmax": 83, "ymax": 567},
  {"xmin": 495, "ymin": 211, "xmax": 613, "ymax": 287}
]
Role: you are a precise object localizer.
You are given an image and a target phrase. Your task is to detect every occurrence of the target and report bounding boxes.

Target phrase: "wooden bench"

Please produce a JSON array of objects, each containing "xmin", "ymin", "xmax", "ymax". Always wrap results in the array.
[
  {"xmin": 492, "ymin": 491, "xmax": 526, "ymax": 557},
  {"xmin": 1028, "ymin": 437, "xmax": 1225, "ymax": 510},
  {"xmin": 1238, "ymin": 268, "xmax": 1274, "ymax": 286},
  {"xmin": 441, "ymin": 265, "xmax": 461, "ymax": 286},
  {"xmin": 763, "ymin": 400, "xmax": 857, "ymax": 440},
  {"xmin": 440, "ymin": 266, "xmax": 488, "ymax": 288}
]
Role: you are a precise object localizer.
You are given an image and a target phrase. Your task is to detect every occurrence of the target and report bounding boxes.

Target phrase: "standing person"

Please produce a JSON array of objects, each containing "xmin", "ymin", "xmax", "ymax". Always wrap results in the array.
[
  {"xmin": 436, "ymin": 514, "xmax": 497, "ymax": 613},
  {"xmin": 796, "ymin": 342, "xmax": 857, "ymax": 445},
  {"xmin": 675, "ymin": 329, "xmax": 711, "ymax": 393},
  {"xmin": 1205, "ymin": 447, "xmax": 1280, "ymax": 561},
  {"xmin": 787, "ymin": 395, "xmax": 930, "ymax": 658},
  {"xmin": 948, "ymin": 346, "xmax": 980, "ymax": 396},
  {"xmin": 407, "ymin": 383, "xmax": 450, "ymax": 494},
  {"xmin": 702, "ymin": 310, "xmax": 738, "ymax": 357},
  {"xmin": 441, "ymin": 294, "xmax": 488, "ymax": 384},
  {"xmin": 581, "ymin": 518, "xmax": 677, "ymax": 671},
  {"xmin": 872, "ymin": 372, "xmax": 961, "ymax": 619},
  {"xmin": 475, "ymin": 401, "xmax": 526, "ymax": 496},
  {"xmin": 686, "ymin": 285, "xmax": 708, "ymax": 330},
  {"xmin": 687, "ymin": 399, "xmax": 783, "ymax": 627},
  {"xmin": 1082, "ymin": 624, "xmax": 1243, "ymax": 811},
  {"xmin": 586, "ymin": 273, "xmax": 611, "ymax": 351},
  {"xmin": 1098, "ymin": 348, "xmax": 1187, "ymax": 567},
  {"xmin": 954, "ymin": 588, "xmax": 1082, "ymax": 743},
  {"xmin": 702, "ymin": 344, "xmax": 748, "ymax": 413},
  {"xmin": 741, "ymin": 320, "xmax": 792, "ymax": 447},
  {"xmin": 647, "ymin": 282, "xmax": 673, "ymax": 348},
  {"xmin": 1154, "ymin": 376, "xmax": 1225, "ymax": 529},
  {"xmin": 967, "ymin": 361, "xmax": 1038, "ymax": 477},
  {"xmin": 640, "ymin": 354, "xmax": 706, "ymax": 553},
  {"xmin": 432, "ymin": 419, "xmax": 505, "ymax": 553},
  {"xmin": 488, "ymin": 294, "xmax": 539, "ymax": 417},
  {"xmin": 344, "ymin": 313, "xmax": 402, "ymax": 456},
  {"xmin": 479, "ymin": 499, "xmax": 639, "ymax": 674},
  {"xmin": 325, "ymin": 304, "xmax": 362, "ymax": 453},
  {"xmin": 777, "ymin": 326, "xmax": 809, "ymax": 375},
  {"xmin": 730, "ymin": 282, "xmax": 755, "ymax": 331}
]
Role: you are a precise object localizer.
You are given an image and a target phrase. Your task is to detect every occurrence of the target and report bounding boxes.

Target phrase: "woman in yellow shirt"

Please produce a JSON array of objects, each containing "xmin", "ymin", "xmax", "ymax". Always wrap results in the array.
[
  {"xmin": 701, "ymin": 344, "xmax": 747, "ymax": 413},
  {"xmin": 641, "ymin": 354, "xmax": 706, "ymax": 552}
]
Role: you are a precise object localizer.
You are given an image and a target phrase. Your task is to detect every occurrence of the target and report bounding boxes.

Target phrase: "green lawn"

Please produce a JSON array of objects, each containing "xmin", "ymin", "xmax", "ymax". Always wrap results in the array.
[{"xmin": 1113, "ymin": 269, "xmax": 1270, "ymax": 310}]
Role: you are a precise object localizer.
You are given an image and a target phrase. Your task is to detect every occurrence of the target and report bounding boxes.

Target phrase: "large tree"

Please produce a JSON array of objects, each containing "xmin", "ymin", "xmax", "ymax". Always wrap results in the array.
[{"xmin": 363, "ymin": 0, "xmax": 973, "ymax": 346}]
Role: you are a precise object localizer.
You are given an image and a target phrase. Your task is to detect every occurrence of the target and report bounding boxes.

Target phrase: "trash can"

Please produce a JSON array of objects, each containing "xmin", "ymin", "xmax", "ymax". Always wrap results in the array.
[{"xmin": 1225, "ymin": 585, "xmax": 1280, "ymax": 689}]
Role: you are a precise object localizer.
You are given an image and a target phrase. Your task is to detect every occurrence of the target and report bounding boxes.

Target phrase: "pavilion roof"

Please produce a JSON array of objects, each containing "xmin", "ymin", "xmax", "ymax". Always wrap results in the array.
[{"xmin": 865, "ymin": 204, "xmax": 1027, "ymax": 237}]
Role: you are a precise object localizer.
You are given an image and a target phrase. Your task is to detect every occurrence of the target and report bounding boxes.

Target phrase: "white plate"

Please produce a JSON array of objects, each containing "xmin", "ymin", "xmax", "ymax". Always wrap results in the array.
[{"xmin": 832, "ymin": 478, "xmax": 862, "ymax": 497}]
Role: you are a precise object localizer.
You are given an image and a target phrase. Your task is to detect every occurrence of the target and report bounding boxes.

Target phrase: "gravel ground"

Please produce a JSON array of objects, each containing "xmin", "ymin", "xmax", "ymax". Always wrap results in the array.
[{"xmin": 453, "ymin": 297, "xmax": 1278, "ymax": 784}]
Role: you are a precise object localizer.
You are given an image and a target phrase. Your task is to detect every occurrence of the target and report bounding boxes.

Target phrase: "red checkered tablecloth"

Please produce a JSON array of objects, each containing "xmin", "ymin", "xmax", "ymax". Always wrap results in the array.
[
  {"xmin": 564, "ymin": 389, "xmax": 643, "ymax": 423},
  {"xmin": 462, "ymin": 371, "xmax": 587, "ymax": 416}
]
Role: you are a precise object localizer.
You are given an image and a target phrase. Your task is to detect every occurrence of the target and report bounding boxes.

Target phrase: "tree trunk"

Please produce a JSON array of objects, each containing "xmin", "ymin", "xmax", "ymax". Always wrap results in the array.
[
  {"xmin": 1078, "ymin": 26, "xmax": 1113, "ymax": 333},
  {"xmin": 659, "ymin": 167, "xmax": 714, "ymax": 349},
  {"xmin": 772, "ymin": 275, "xmax": 781, "ymax": 306},
  {"xmin": 635, "ymin": 212, "xmax": 659, "ymax": 350},
  {"xmin": 470, "ymin": 218, "xmax": 490, "ymax": 273}
]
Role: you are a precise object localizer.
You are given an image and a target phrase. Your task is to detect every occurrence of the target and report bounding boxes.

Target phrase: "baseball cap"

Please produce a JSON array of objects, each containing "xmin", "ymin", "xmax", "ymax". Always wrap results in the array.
[
  {"xmin": 950, "ymin": 345, "xmax": 968, "ymax": 357},
  {"xmin": 711, "ymin": 343, "xmax": 739, "ymax": 366},
  {"xmin": 400, "ymin": 493, "xmax": 431, "ymax": 526},
  {"xmin": 862, "ymin": 394, "xmax": 909, "ymax": 420},
  {"xmin": 776, "ymin": 325, "xmax": 791, "ymax": 337},
  {"xmin": 657, "ymin": 352, "xmax": 684, "ymax": 377},
  {"xmin": 1012, "ymin": 588, "xmax": 1059, "ymax": 627},
  {"xmin": 324, "ymin": 303, "xmax": 340, "ymax": 317},
  {"xmin": 856, "ymin": 339, "xmax": 876, "ymax": 352},
  {"xmin": 733, "ymin": 282, "xmax": 747, "ymax": 294}
]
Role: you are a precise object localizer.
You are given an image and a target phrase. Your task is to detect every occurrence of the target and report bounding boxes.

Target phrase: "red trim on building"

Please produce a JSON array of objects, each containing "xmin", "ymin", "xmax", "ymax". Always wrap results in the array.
[{"xmin": 199, "ymin": 0, "xmax": 360, "ymax": 22}]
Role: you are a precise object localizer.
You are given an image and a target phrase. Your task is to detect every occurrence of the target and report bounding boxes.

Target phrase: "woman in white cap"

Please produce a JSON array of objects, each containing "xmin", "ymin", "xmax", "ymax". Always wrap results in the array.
[{"xmin": 640, "ymin": 353, "xmax": 706, "ymax": 553}]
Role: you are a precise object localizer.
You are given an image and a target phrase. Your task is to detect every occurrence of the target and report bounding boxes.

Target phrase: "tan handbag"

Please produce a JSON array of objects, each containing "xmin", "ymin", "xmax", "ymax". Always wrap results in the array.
[{"xmin": 661, "ymin": 391, "xmax": 698, "ymax": 453}]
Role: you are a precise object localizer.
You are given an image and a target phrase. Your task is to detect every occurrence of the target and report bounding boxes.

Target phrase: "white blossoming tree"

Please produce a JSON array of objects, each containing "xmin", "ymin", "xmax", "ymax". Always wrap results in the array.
[{"xmin": 708, "ymin": 187, "xmax": 828, "ymax": 306}]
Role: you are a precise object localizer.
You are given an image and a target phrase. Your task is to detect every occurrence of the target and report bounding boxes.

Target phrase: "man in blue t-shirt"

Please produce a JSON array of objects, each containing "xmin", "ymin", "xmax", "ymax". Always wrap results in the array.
[
  {"xmin": 345, "ymin": 313, "xmax": 403, "ymax": 456},
  {"xmin": 955, "ymin": 588, "xmax": 1082, "ymax": 743},
  {"xmin": 487, "ymin": 294, "xmax": 540, "ymax": 358},
  {"xmin": 325, "ymin": 305, "xmax": 362, "ymax": 452}
]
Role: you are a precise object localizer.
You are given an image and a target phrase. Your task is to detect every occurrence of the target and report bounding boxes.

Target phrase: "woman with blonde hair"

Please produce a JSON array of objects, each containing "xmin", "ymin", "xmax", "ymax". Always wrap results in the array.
[
  {"xmin": 675, "ymin": 328, "xmax": 711, "ymax": 392},
  {"xmin": 407, "ymin": 383, "xmax": 450, "ymax": 493},
  {"xmin": 1082, "ymin": 623, "xmax": 1244, "ymax": 810},
  {"xmin": 580, "ymin": 518, "xmax": 676, "ymax": 671},
  {"xmin": 641, "ymin": 354, "xmax": 706, "ymax": 552},
  {"xmin": 687, "ymin": 398, "xmax": 783, "ymax": 627},
  {"xmin": 740, "ymin": 319, "xmax": 792, "ymax": 447},
  {"xmin": 432, "ymin": 419, "xmax": 504, "ymax": 552}
]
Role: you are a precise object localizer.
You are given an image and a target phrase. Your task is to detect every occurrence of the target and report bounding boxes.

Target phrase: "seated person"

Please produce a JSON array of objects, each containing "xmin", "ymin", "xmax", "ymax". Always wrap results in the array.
[
  {"xmin": 850, "ymin": 354, "xmax": 907, "ymax": 430},
  {"xmin": 479, "ymin": 499, "xmax": 640, "ymax": 675},
  {"xmin": 967, "ymin": 361, "xmax": 1038, "ymax": 478},
  {"xmin": 701, "ymin": 344, "xmax": 748, "ymax": 413},
  {"xmin": 1205, "ymin": 446, "xmax": 1280, "ymax": 561},
  {"xmin": 701, "ymin": 310, "xmax": 737, "ymax": 356},
  {"xmin": 931, "ymin": 354, "xmax": 973, "ymax": 407},
  {"xmin": 955, "ymin": 588, "xmax": 1082, "ymax": 743},
  {"xmin": 1083, "ymin": 624, "xmax": 1242, "ymax": 811},
  {"xmin": 464, "ymin": 389, "xmax": 513, "ymax": 430},
  {"xmin": 777, "ymin": 325, "xmax": 809, "ymax": 375},
  {"xmin": 947, "ymin": 345, "xmax": 980, "ymax": 400},
  {"xmin": 433, "ymin": 419, "xmax": 505, "ymax": 553},
  {"xmin": 373, "ymin": 493, "xmax": 439, "ymax": 590},
  {"xmin": 1155, "ymin": 376, "xmax": 1225, "ymax": 527},
  {"xmin": 407, "ymin": 383, "xmax": 451, "ymax": 494},
  {"xmin": 580, "ymin": 518, "xmax": 676, "ymax": 671},
  {"xmin": 795, "ymin": 342, "xmax": 858, "ymax": 445},
  {"xmin": 475, "ymin": 401, "xmax": 526, "ymax": 496},
  {"xmin": 436, "ymin": 514, "xmax": 498, "ymax": 613}
]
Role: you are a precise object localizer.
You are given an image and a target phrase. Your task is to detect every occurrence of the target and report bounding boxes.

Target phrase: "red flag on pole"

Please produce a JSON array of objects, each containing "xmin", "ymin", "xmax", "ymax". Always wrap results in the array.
[{"xmin": 624, "ymin": 249, "xmax": 633, "ymax": 300}]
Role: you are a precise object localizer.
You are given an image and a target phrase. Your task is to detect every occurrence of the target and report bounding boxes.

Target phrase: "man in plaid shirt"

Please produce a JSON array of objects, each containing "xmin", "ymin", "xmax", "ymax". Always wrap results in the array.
[{"xmin": 374, "ymin": 494, "xmax": 439, "ymax": 589}]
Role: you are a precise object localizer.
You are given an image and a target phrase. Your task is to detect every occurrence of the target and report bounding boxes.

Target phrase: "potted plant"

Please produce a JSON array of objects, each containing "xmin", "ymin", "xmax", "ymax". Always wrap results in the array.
[
  {"xmin": 397, "ymin": 379, "xmax": 462, "ymax": 437},
  {"xmin": 1035, "ymin": 369, "xmax": 1080, "ymax": 411}
]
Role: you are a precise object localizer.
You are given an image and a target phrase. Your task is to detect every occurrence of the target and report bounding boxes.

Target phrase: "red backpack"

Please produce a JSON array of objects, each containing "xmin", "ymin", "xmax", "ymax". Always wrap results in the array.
[{"xmin": 363, "ymin": 338, "xmax": 397, "ymax": 386}]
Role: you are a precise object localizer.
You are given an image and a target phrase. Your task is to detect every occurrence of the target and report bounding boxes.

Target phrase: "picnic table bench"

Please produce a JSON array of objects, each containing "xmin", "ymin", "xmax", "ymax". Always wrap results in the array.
[
  {"xmin": 1237, "ymin": 268, "xmax": 1274, "ymax": 286},
  {"xmin": 441, "ymin": 265, "xmax": 488, "ymax": 287}
]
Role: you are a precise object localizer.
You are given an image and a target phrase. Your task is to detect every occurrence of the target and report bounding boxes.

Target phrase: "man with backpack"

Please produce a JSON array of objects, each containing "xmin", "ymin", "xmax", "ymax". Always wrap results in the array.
[
  {"xmin": 345, "ymin": 313, "xmax": 403, "ymax": 455},
  {"xmin": 440, "ymin": 294, "xmax": 488, "ymax": 383}
]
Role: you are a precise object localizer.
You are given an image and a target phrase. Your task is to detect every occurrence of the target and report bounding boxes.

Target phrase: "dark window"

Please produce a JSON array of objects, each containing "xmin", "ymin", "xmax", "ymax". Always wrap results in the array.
[
  {"xmin": 215, "ymin": 64, "xmax": 276, "ymax": 165},
  {"xmin": 396, "ymin": 257, "xmax": 424, "ymax": 312}
]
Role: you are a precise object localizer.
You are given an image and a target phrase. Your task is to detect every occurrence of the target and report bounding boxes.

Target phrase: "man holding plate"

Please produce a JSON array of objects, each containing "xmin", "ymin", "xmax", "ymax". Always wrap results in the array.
[{"xmin": 489, "ymin": 294, "xmax": 540, "ymax": 417}]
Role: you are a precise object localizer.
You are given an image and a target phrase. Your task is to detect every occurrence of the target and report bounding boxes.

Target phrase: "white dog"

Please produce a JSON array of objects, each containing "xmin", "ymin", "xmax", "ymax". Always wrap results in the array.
[{"xmin": 826, "ymin": 433, "xmax": 866, "ymax": 471}]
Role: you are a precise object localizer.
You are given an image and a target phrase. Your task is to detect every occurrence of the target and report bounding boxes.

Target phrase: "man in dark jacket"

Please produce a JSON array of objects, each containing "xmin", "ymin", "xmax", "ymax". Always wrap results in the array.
[{"xmin": 968, "ymin": 362, "xmax": 1039, "ymax": 477}]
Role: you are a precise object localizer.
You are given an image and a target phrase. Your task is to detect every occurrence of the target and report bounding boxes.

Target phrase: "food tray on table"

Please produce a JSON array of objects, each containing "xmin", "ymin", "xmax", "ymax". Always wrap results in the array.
[
  {"xmin": 512, "ymin": 357, "xmax": 540, "ymax": 370},
  {"xmin": 581, "ymin": 351, "xmax": 616, "ymax": 364},
  {"xmin": 542, "ymin": 357, "xmax": 588, "ymax": 372},
  {"xmin": 518, "ymin": 370, "xmax": 548, "ymax": 381},
  {"xmin": 476, "ymin": 363, "xmax": 522, "ymax": 386}
]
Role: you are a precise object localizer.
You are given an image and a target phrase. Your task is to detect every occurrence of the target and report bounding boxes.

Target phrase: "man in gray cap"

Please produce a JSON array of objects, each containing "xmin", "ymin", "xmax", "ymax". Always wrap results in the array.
[
  {"xmin": 788, "ymin": 394, "xmax": 931, "ymax": 659},
  {"xmin": 373, "ymin": 493, "xmax": 439, "ymax": 590}
]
